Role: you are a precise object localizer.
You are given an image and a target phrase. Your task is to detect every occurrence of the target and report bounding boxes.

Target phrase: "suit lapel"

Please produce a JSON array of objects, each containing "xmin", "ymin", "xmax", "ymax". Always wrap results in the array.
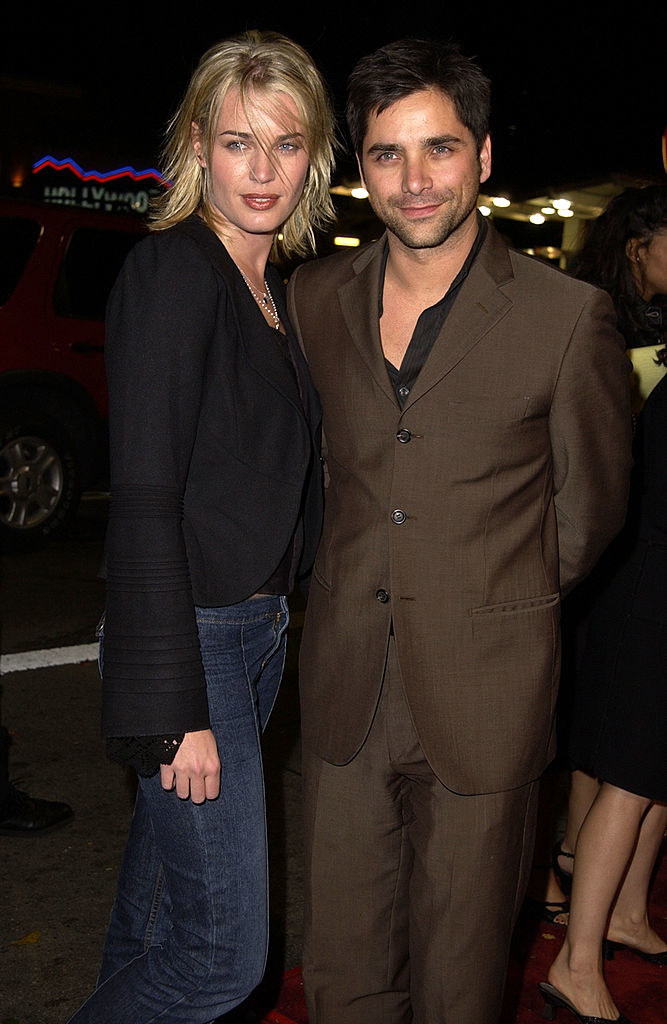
[
  {"xmin": 338, "ymin": 239, "xmax": 398, "ymax": 406},
  {"xmin": 336, "ymin": 227, "xmax": 516, "ymax": 411},
  {"xmin": 403, "ymin": 226, "xmax": 515, "ymax": 409}
]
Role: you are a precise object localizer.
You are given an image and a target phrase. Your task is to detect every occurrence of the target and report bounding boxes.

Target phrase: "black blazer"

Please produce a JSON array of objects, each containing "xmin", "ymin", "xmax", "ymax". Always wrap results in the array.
[{"xmin": 101, "ymin": 215, "xmax": 322, "ymax": 737}]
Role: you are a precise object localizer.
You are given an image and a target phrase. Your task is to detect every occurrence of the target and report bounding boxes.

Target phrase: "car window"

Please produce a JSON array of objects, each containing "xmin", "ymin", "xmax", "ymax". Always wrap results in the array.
[
  {"xmin": 53, "ymin": 226, "xmax": 141, "ymax": 320},
  {"xmin": 0, "ymin": 216, "xmax": 42, "ymax": 304}
]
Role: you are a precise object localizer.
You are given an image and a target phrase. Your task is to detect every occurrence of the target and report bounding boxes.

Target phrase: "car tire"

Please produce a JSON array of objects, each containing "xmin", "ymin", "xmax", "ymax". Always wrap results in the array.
[{"xmin": 0, "ymin": 411, "xmax": 81, "ymax": 551}]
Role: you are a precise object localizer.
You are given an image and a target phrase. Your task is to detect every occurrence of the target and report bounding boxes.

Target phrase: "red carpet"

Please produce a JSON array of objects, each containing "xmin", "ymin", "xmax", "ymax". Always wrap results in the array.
[{"xmin": 260, "ymin": 841, "xmax": 667, "ymax": 1023}]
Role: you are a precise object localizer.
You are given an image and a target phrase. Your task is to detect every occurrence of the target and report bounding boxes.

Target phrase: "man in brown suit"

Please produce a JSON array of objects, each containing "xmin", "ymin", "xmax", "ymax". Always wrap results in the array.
[{"xmin": 287, "ymin": 38, "xmax": 632, "ymax": 1024}]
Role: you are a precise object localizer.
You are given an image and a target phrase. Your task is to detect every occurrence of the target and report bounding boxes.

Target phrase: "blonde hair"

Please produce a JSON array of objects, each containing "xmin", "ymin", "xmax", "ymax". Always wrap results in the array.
[{"xmin": 150, "ymin": 30, "xmax": 336, "ymax": 258}]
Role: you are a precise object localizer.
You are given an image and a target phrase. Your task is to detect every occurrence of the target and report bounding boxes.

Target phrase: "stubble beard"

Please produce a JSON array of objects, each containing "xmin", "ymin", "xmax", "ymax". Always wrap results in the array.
[{"xmin": 371, "ymin": 189, "xmax": 480, "ymax": 250}]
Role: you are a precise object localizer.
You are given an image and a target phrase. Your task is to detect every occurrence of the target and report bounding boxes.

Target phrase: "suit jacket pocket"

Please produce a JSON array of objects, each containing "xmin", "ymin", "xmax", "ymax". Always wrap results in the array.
[
  {"xmin": 470, "ymin": 592, "xmax": 561, "ymax": 688},
  {"xmin": 445, "ymin": 394, "xmax": 534, "ymax": 426},
  {"xmin": 471, "ymin": 592, "xmax": 560, "ymax": 619},
  {"xmin": 469, "ymin": 592, "xmax": 561, "ymax": 740}
]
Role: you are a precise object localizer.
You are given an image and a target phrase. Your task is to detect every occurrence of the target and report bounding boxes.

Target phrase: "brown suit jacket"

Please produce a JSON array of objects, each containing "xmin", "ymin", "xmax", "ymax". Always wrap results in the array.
[{"xmin": 288, "ymin": 224, "xmax": 632, "ymax": 795}]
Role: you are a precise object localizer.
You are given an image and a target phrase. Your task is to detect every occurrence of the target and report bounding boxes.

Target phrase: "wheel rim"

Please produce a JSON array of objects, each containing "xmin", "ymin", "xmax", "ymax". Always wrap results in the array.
[{"xmin": 0, "ymin": 434, "xmax": 64, "ymax": 530}]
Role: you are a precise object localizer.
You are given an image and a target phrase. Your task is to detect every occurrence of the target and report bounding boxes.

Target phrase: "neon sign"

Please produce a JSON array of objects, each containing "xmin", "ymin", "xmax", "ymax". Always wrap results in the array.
[
  {"xmin": 31, "ymin": 155, "xmax": 167, "ymax": 214},
  {"xmin": 32, "ymin": 155, "xmax": 165, "ymax": 185}
]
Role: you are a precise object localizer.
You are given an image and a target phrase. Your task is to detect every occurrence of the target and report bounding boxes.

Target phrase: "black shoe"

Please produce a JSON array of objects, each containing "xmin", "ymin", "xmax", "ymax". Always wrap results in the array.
[
  {"xmin": 604, "ymin": 937, "xmax": 667, "ymax": 965},
  {"xmin": 552, "ymin": 841, "xmax": 574, "ymax": 896},
  {"xmin": 0, "ymin": 785, "xmax": 73, "ymax": 835},
  {"xmin": 523, "ymin": 895, "xmax": 569, "ymax": 927},
  {"xmin": 538, "ymin": 982, "xmax": 633, "ymax": 1023}
]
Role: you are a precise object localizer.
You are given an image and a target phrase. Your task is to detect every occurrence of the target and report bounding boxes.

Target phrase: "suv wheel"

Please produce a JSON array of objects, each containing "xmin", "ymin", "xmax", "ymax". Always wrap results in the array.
[{"xmin": 0, "ymin": 413, "xmax": 81, "ymax": 550}]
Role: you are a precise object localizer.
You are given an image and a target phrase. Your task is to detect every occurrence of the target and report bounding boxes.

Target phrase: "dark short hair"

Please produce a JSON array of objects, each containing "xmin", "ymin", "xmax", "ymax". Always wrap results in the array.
[{"xmin": 346, "ymin": 37, "xmax": 491, "ymax": 157}]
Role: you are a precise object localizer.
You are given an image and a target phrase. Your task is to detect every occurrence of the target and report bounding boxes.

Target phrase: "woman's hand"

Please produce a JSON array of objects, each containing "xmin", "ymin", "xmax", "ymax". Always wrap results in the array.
[{"xmin": 160, "ymin": 729, "xmax": 221, "ymax": 803}]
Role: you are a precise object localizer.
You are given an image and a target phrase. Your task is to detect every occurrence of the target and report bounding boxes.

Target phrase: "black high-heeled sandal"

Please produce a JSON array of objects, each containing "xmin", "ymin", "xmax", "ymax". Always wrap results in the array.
[
  {"xmin": 523, "ymin": 895, "xmax": 569, "ymax": 927},
  {"xmin": 603, "ymin": 937, "xmax": 667, "ymax": 965},
  {"xmin": 538, "ymin": 982, "xmax": 633, "ymax": 1023},
  {"xmin": 552, "ymin": 841, "xmax": 574, "ymax": 896}
]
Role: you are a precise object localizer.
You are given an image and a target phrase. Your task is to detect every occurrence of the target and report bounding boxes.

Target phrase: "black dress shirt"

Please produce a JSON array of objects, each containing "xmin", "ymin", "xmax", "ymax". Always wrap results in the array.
[{"xmin": 382, "ymin": 217, "xmax": 487, "ymax": 405}]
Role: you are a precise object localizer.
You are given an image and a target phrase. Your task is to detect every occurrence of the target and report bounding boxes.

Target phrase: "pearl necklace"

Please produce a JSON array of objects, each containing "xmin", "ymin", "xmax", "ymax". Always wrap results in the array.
[{"xmin": 240, "ymin": 271, "xmax": 281, "ymax": 330}]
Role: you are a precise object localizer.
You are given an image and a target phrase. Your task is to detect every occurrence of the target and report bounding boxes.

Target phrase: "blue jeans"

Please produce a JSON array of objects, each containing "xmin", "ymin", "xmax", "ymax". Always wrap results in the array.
[{"xmin": 67, "ymin": 594, "xmax": 289, "ymax": 1024}]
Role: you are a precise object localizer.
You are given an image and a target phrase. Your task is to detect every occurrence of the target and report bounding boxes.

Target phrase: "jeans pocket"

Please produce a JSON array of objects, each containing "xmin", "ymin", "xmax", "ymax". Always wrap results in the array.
[{"xmin": 262, "ymin": 597, "xmax": 289, "ymax": 670}]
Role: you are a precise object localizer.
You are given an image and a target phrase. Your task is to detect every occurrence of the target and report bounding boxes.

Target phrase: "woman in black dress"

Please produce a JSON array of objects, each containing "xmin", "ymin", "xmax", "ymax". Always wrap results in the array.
[{"xmin": 541, "ymin": 185, "xmax": 667, "ymax": 1023}]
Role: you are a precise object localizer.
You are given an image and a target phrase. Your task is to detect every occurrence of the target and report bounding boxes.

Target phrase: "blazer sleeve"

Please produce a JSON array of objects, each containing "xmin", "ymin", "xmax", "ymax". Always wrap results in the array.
[
  {"xmin": 549, "ymin": 287, "xmax": 633, "ymax": 594},
  {"xmin": 101, "ymin": 231, "xmax": 218, "ymax": 737}
]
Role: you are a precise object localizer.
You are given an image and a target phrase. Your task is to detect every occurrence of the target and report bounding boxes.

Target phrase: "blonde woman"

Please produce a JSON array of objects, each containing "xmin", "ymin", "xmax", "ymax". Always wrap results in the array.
[{"xmin": 67, "ymin": 31, "xmax": 334, "ymax": 1023}]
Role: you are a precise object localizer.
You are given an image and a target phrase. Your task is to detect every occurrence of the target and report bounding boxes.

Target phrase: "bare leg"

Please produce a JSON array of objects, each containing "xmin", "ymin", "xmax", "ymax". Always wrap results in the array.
[
  {"xmin": 526, "ymin": 769, "xmax": 569, "ymax": 920},
  {"xmin": 607, "ymin": 801, "xmax": 667, "ymax": 954},
  {"xmin": 558, "ymin": 770, "xmax": 600, "ymax": 865},
  {"xmin": 552, "ymin": 769, "xmax": 600, "ymax": 898},
  {"xmin": 526, "ymin": 865, "xmax": 569, "ymax": 921},
  {"xmin": 548, "ymin": 782, "xmax": 651, "ymax": 1019}
]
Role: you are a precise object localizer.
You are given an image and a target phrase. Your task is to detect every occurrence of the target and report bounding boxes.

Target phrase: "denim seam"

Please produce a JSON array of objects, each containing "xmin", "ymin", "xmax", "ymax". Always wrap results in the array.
[{"xmin": 143, "ymin": 865, "xmax": 166, "ymax": 951}]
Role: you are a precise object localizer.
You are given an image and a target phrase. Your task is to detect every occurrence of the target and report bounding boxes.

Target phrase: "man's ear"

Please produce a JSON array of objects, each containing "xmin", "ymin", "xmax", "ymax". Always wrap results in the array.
[
  {"xmin": 356, "ymin": 154, "xmax": 367, "ymax": 192},
  {"xmin": 191, "ymin": 122, "xmax": 206, "ymax": 167},
  {"xmin": 479, "ymin": 135, "xmax": 492, "ymax": 184}
]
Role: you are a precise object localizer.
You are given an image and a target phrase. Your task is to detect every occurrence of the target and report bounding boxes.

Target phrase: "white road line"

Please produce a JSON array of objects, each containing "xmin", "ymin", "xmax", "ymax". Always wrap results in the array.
[{"xmin": 0, "ymin": 644, "xmax": 99, "ymax": 673}]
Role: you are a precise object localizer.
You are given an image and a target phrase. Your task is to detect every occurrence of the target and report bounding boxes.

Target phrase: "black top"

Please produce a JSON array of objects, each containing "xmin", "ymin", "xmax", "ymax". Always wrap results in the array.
[
  {"xmin": 101, "ymin": 215, "xmax": 323, "ymax": 739},
  {"xmin": 256, "ymin": 330, "xmax": 306, "ymax": 595}
]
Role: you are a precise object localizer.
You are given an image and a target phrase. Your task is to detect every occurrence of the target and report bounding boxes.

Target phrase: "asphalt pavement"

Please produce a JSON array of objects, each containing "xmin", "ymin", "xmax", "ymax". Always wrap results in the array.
[{"xmin": 0, "ymin": 496, "xmax": 305, "ymax": 1024}]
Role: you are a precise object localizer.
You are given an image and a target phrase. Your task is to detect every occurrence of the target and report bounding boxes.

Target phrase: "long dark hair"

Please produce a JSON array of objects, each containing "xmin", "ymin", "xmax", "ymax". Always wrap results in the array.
[{"xmin": 569, "ymin": 184, "xmax": 667, "ymax": 345}]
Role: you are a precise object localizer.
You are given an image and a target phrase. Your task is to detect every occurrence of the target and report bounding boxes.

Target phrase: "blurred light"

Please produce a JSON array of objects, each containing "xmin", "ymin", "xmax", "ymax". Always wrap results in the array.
[
  {"xmin": 11, "ymin": 167, "xmax": 25, "ymax": 188},
  {"xmin": 350, "ymin": 187, "xmax": 369, "ymax": 199},
  {"xmin": 552, "ymin": 198, "xmax": 572, "ymax": 210},
  {"xmin": 558, "ymin": 208, "xmax": 575, "ymax": 218},
  {"xmin": 478, "ymin": 205, "xmax": 491, "ymax": 217},
  {"xmin": 541, "ymin": 206, "xmax": 556, "ymax": 215},
  {"xmin": 529, "ymin": 213, "xmax": 546, "ymax": 224},
  {"xmin": 492, "ymin": 196, "xmax": 511, "ymax": 208},
  {"xmin": 334, "ymin": 236, "xmax": 361, "ymax": 247}
]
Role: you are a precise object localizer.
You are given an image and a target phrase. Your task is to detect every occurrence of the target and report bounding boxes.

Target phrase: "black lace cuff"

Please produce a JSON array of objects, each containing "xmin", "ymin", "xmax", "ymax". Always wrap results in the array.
[{"xmin": 106, "ymin": 734, "xmax": 184, "ymax": 778}]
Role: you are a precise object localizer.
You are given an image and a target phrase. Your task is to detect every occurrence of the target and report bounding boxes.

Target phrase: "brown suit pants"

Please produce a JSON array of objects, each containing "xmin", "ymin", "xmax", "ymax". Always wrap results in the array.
[{"xmin": 302, "ymin": 637, "xmax": 539, "ymax": 1024}]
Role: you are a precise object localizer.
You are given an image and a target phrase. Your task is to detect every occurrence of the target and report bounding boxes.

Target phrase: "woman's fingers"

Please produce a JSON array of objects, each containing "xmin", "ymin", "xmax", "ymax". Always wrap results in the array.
[{"xmin": 160, "ymin": 729, "xmax": 221, "ymax": 802}]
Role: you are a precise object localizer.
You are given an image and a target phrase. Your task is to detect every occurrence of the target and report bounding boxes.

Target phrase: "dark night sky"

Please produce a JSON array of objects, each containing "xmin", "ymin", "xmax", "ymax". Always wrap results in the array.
[{"xmin": 2, "ymin": 4, "xmax": 666, "ymax": 196}]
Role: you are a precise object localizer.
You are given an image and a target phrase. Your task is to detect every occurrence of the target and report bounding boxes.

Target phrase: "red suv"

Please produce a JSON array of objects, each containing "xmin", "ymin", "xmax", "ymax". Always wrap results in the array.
[{"xmin": 0, "ymin": 199, "xmax": 147, "ymax": 549}]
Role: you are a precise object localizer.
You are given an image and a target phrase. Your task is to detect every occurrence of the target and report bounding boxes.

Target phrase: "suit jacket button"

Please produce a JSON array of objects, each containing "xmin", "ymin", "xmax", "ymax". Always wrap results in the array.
[
  {"xmin": 391, "ymin": 509, "xmax": 406, "ymax": 524},
  {"xmin": 375, "ymin": 589, "xmax": 389, "ymax": 603},
  {"xmin": 396, "ymin": 428, "xmax": 411, "ymax": 443}
]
